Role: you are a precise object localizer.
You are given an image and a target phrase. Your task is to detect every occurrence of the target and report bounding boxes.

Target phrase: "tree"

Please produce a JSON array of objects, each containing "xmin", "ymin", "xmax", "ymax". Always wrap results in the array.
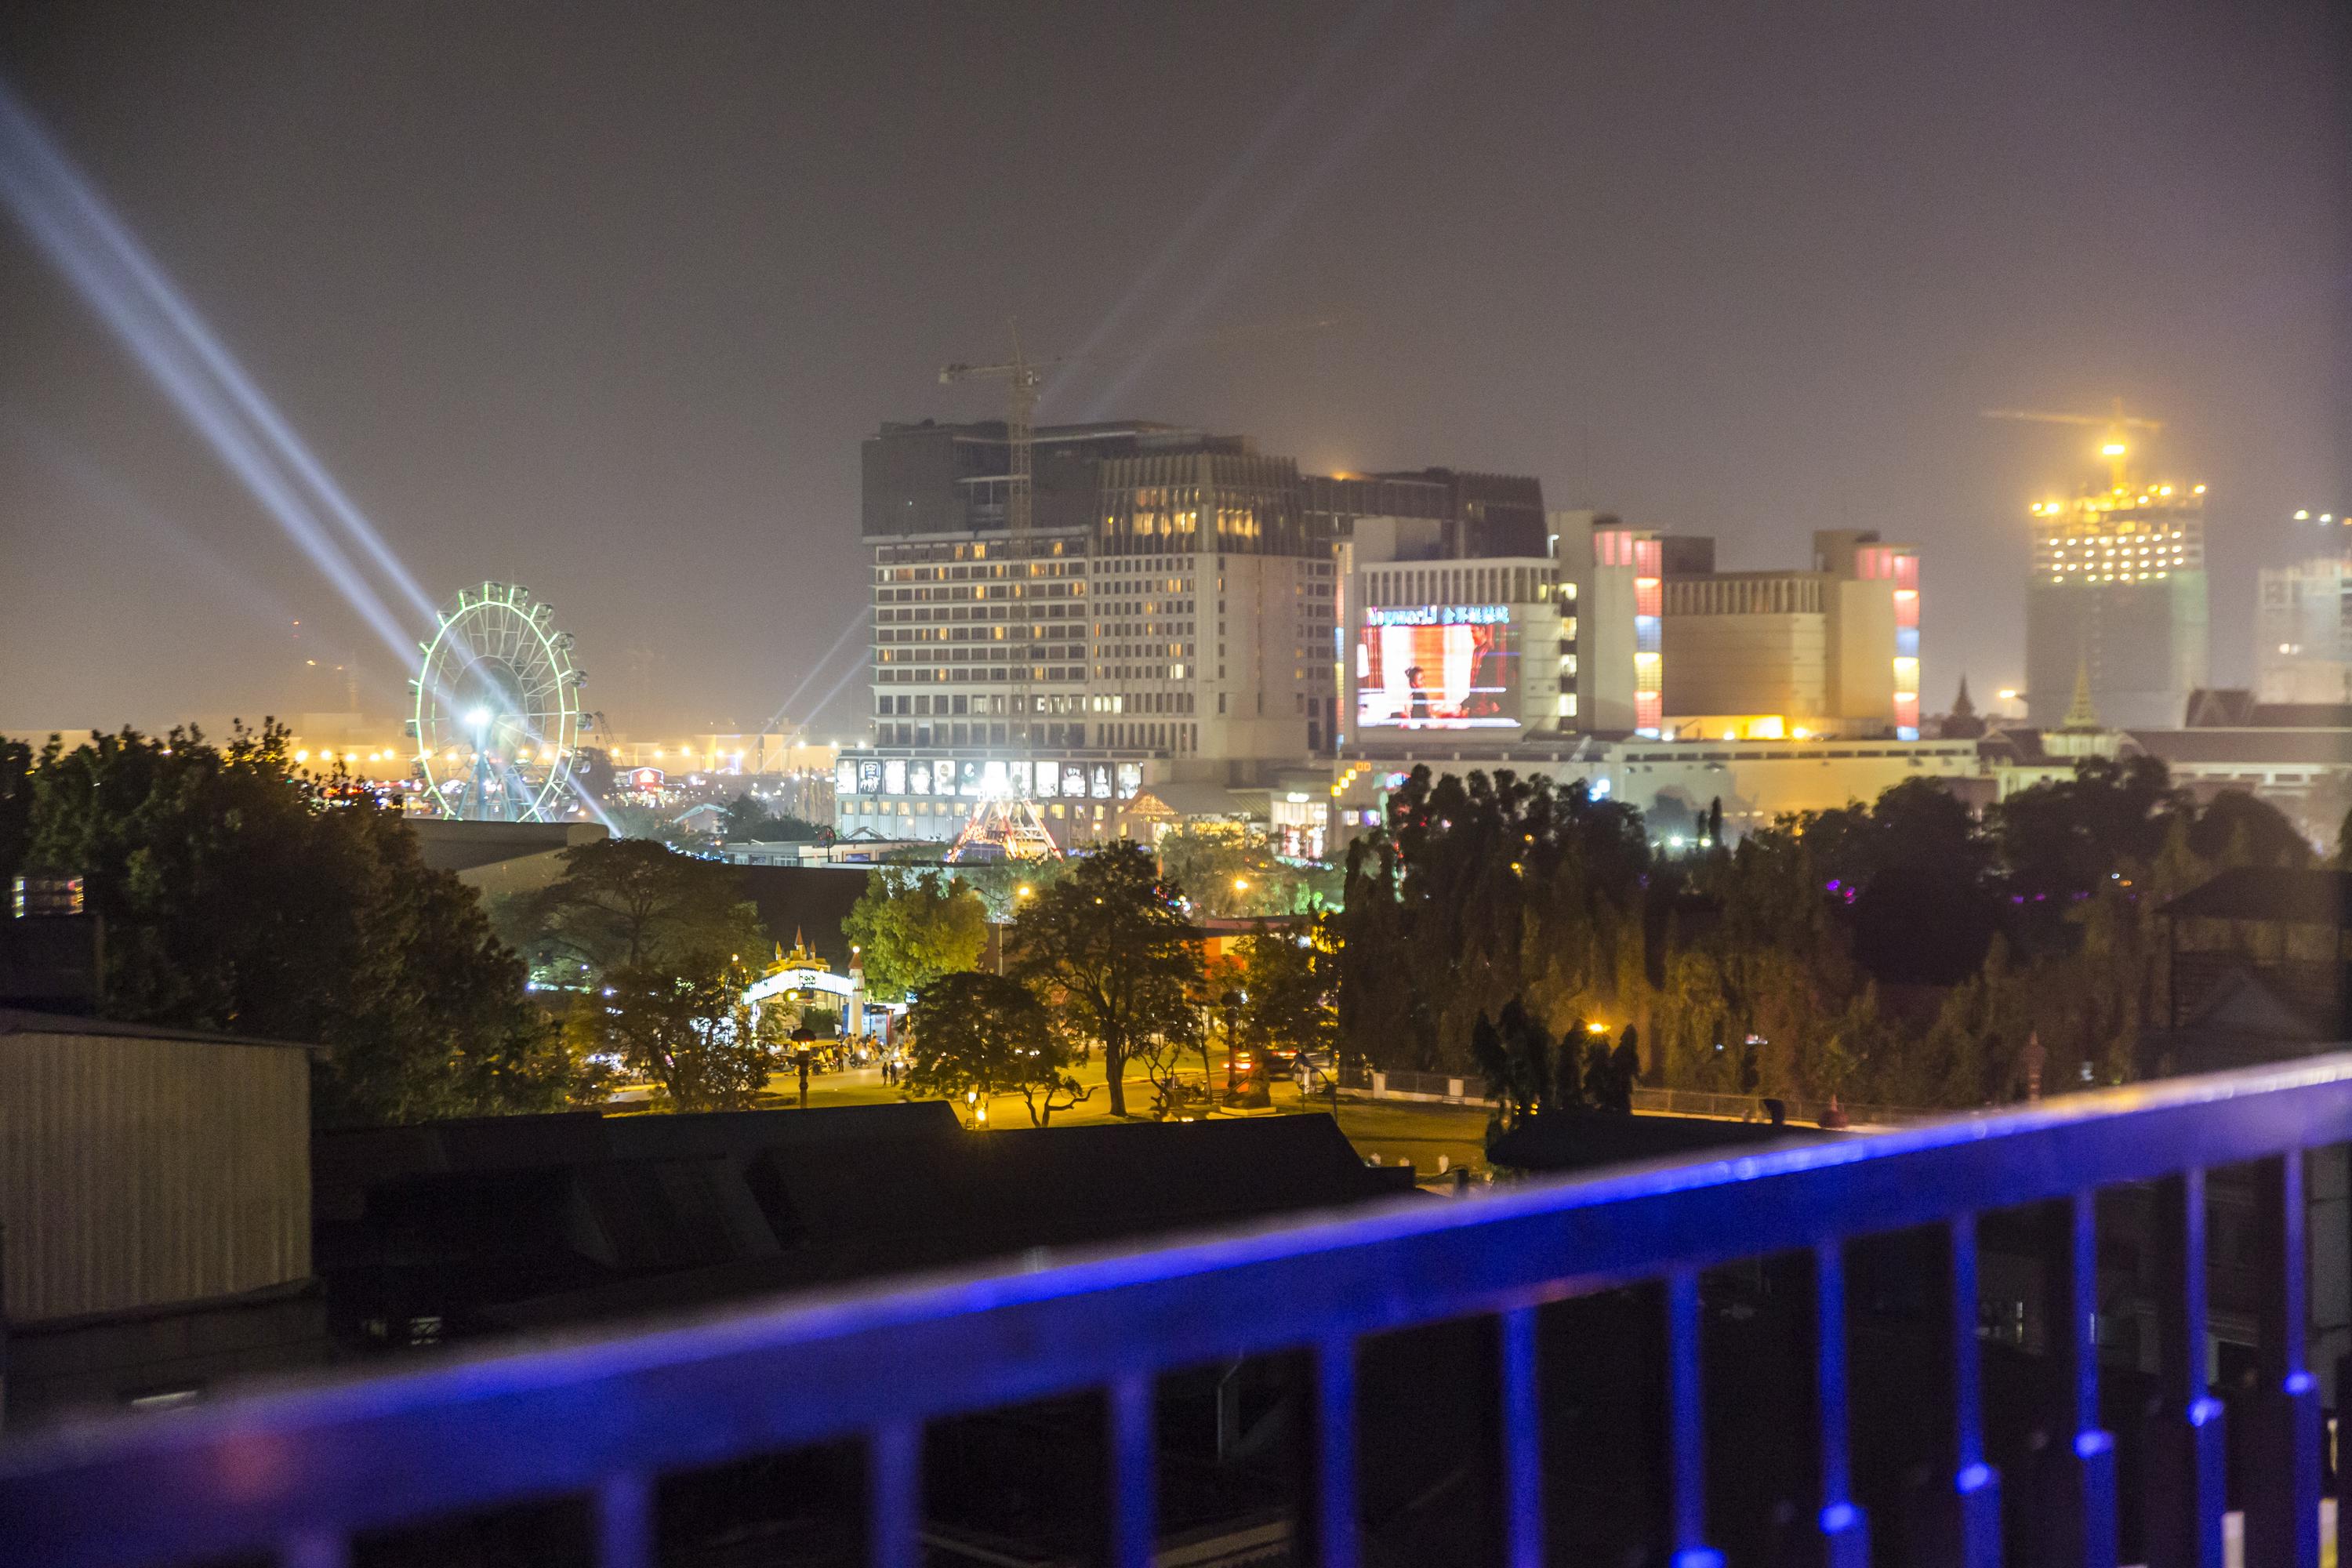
[
  {"xmin": 721, "ymin": 791, "xmax": 822, "ymax": 843},
  {"xmin": 2187, "ymin": 789, "xmax": 2313, "ymax": 869},
  {"xmin": 20, "ymin": 724, "xmax": 573, "ymax": 1125},
  {"xmin": 585, "ymin": 957, "xmax": 776, "ymax": 1112},
  {"xmin": 1582, "ymin": 1024, "xmax": 1640, "ymax": 1113},
  {"xmin": 905, "ymin": 971, "xmax": 1093, "ymax": 1126},
  {"xmin": 842, "ymin": 867, "xmax": 989, "ymax": 998},
  {"xmin": 1009, "ymin": 841, "xmax": 1204, "ymax": 1117},
  {"xmin": 506, "ymin": 837, "xmax": 764, "ymax": 982},
  {"xmin": 0, "ymin": 735, "xmax": 31, "ymax": 887},
  {"xmin": 1238, "ymin": 917, "xmax": 1338, "ymax": 1065},
  {"xmin": 1156, "ymin": 826, "xmax": 1341, "ymax": 917},
  {"xmin": 1472, "ymin": 998, "xmax": 1568, "ymax": 1134},
  {"xmin": 1337, "ymin": 766, "xmax": 1650, "ymax": 1073}
]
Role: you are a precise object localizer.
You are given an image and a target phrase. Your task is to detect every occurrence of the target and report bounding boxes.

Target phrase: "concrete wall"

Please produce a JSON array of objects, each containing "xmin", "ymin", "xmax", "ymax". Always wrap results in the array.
[
  {"xmin": 1662, "ymin": 608, "xmax": 1828, "ymax": 718},
  {"xmin": 1830, "ymin": 577, "xmax": 1896, "ymax": 721}
]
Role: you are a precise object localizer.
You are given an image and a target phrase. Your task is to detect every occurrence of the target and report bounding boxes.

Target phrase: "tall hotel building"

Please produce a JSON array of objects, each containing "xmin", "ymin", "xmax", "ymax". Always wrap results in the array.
[
  {"xmin": 848, "ymin": 417, "xmax": 1543, "ymax": 845},
  {"xmin": 2024, "ymin": 478, "xmax": 2209, "ymax": 729}
]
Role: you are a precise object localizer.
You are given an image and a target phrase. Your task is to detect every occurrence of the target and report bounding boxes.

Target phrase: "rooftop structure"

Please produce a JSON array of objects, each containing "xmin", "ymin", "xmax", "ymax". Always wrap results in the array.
[
  {"xmin": 6, "ymin": 1055, "xmax": 2346, "ymax": 1566},
  {"xmin": 0, "ymin": 1010, "xmax": 326, "ymax": 1428}
]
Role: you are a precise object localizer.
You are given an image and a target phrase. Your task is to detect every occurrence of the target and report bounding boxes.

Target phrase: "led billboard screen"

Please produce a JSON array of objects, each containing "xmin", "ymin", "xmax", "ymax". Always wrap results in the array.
[{"xmin": 1354, "ymin": 605, "xmax": 1519, "ymax": 729}]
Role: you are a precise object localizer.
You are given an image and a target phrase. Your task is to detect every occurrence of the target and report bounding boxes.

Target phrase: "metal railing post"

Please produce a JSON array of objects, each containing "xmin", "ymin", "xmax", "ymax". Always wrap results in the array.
[
  {"xmin": 1947, "ymin": 1214, "xmax": 2003, "ymax": 1567},
  {"xmin": 1108, "ymin": 1374, "xmax": 1158, "ymax": 1568},
  {"xmin": 1313, "ymin": 1338, "xmax": 1360, "ymax": 1568},
  {"xmin": 1665, "ymin": 1268, "xmax": 1722, "ymax": 1568},
  {"xmin": 1812, "ymin": 1241, "xmax": 1869, "ymax": 1566},
  {"xmin": 869, "ymin": 1421, "xmax": 921, "ymax": 1568},
  {"xmin": 595, "ymin": 1472, "xmax": 653, "ymax": 1568},
  {"xmin": 1500, "ymin": 1307, "xmax": 1544, "ymax": 1568},
  {"xmin": 2243, "ymin": 1152, "xmax": 2322, "ymax": 1568},
  {"xmin": 2144, "ymin": 1170, "xmax": 2227, "ymax": 1568}
]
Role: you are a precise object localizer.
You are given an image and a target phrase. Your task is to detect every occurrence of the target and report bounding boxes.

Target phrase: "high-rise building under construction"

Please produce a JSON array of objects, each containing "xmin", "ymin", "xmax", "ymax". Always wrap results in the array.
[{"xmin": 2024, "ymin": 471, "xmax": 2209, "ymax": 731}]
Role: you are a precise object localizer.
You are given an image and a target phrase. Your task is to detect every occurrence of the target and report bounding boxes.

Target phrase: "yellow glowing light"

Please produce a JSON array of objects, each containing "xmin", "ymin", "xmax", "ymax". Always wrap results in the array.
[
  {"xmin": 294, "ymin": 750, "xmax": 310, "ymax": 763},
  {"xmin": 2101, "ymin": 441, "xmax": 2128, "ymax": 457},
  {"xmin": 2296, "ymin": 510, "xmax": 2311, "ymax": 521}
]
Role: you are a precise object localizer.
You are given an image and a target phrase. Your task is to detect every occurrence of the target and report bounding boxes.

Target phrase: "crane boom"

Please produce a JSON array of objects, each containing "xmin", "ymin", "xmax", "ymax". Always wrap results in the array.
[{"xmin": 1983, "ymin": 400, "xmax": 2166, "ymax": 490}]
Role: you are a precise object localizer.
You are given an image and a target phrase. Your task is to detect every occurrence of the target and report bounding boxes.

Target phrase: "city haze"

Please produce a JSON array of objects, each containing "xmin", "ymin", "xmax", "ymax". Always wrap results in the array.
[{"xmin": 2, "ymin": 1, "xmax": 2344, "ymax": 738}]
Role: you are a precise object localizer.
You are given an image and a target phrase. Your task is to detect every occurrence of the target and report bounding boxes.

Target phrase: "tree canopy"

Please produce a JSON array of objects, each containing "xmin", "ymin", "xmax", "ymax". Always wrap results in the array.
[
  {"xmin": 13, "ymin": 724, "xmax": 573, "ymax": 1126},
  {"xmin": 571, "ymin": 956, "xmax": 778, "ymax": 1112},
  {"xmin": 501, "ymin": 837, "xmax": 765, "ymax": 983},
  {"xmin": 841, "ymin": 867, "xmax": 989, "ymax": 998},
  {"xmin": 721, "ymin": 791, "xmax": 826, "ymax": 844},
  {"xmin": 1237, "ymin": 916, "xmax": 1338, "ymax": 1064},
  {"xmin": 1336, "ymin": 755, "xmax": 2328, "ymax": 1113},
  {"xmin": 905, "ymin": 970, "xmax": 1091, "ymax": 1126},
  {"xmin": 1008, "ymin": 840, "xmax": 1203, "ymax": 1117}
]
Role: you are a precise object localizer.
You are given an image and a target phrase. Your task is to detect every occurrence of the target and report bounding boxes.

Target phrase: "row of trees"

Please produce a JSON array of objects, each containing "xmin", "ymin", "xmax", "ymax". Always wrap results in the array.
[
  {"xmin": 0, "ymin": 727, "xmax": 831, "ymax": 1122},
  {"xmin": 0, "ymin": 727, "xmax": 578, "ymax": 1125},
  {"xmin": 28, "ymin": 718, "xmax": 2289, "ymax": 1128},
  {"xmin": 1336, "ymin": 757, "xmax": 2332, "ymax": 1110},
  {"xmin": 880, "ymin": 844, "xmax": 1340, "ymax": 1123}
]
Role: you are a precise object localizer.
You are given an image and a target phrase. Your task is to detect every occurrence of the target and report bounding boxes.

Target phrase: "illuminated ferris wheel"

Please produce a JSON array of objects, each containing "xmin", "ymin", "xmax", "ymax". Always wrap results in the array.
[{"xmin": 407, "ymin": 582, "xmax": 587, "ymax": 821}]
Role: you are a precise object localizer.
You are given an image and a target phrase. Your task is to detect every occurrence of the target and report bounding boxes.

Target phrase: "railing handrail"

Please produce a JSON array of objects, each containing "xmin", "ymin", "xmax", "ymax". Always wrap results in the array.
[{"xmin": 9, "ymin": 1052, "xmax": 2352, "ymax": 1567}]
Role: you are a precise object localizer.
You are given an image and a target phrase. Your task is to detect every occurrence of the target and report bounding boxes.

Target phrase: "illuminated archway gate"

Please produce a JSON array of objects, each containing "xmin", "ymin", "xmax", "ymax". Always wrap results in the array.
[{"xmin": 408, "ymin": 583, "xmax": 586, "ymax": 822}]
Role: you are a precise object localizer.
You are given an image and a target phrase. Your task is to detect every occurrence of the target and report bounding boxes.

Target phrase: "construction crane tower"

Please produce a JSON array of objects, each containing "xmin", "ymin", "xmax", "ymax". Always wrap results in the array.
[{"xmin": 1982, "ymin": 399, "xmax": 2165, "ymax": 490}]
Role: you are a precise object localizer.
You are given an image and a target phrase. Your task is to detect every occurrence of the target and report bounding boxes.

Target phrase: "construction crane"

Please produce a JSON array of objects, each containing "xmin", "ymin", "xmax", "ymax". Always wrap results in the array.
[
  {"xmin": 940, "ymin": 322, "xmax": 1058, "ymax": 541},
  {"xmin": 1982, "ymin": 399, "xmax": 2165, "ymax": 490},
  {"xmin": 939, "ymin": 315, "xmax": 1339, "ymax": 539}
]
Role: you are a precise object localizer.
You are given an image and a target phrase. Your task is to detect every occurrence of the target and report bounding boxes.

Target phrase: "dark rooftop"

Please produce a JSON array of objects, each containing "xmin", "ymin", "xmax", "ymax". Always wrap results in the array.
[
  {"xmin": 2161, "ymin": 866, "xmax": 2352, "ymax": 926},
  {"xmin": 315, "ymin": 1108, "xmax": 1401, "ymax": 1342}
]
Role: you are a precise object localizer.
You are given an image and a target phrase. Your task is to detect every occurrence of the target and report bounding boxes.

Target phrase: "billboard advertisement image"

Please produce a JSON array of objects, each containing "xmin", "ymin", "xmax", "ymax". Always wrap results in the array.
[{"xmin": 1355, "ymin": 605, "xmax": 1519, "ymax": 729}]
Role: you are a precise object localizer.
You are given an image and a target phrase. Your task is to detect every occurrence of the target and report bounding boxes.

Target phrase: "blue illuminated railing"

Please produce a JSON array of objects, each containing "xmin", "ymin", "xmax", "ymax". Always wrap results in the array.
[{"xmin": 4, "ymin": 1056, "xmax": 2347, "ymax": 1568}]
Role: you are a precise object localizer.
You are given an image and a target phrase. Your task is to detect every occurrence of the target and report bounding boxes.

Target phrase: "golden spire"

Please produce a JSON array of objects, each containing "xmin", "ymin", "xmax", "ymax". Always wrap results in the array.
[{"xmin": 2062, "ymin": 656, "xmax": 2101, "ymax": 731}]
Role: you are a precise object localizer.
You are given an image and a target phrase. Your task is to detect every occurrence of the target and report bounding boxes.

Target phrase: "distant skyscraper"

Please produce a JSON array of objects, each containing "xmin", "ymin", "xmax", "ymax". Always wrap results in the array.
[
  {"xmin": 2024, "ymin": 477, "xmax": 2209, "ymax": 730},
  {"xmin": 2256, "ymin": 554, "xmax": 2352, "ymax": 705}
]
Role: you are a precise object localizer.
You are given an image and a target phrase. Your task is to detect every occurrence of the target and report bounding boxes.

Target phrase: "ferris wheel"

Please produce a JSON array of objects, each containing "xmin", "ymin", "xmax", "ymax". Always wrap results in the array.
[{"xmin": 407, "ymin": 582, "xmax": 588, "ymax": 822}]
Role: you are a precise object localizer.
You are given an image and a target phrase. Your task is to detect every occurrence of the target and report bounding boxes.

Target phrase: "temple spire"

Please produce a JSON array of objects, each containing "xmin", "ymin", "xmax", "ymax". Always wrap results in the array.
[{"xmin": 2062, "ymin": 657, "xmax": 2101, "ymax": 731}]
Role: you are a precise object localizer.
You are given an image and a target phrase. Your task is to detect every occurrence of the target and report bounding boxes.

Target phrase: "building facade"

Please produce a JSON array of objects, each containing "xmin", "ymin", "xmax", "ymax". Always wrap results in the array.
[
  {"xmin": 2256, "ymin": 557, "xmax": 2352, "ymax": 705},
  {"xmin": 2024, "ymin": 480, "xmax": 2209, "ymax": 729},
  {"xmin": 849, "ymin": 418, "xmax": 1540, "ymax": 847},
  {"xmin": 1339, "ymin": 514, "xmax": 1574, "ymax": 745},
  {"xmin": 1554, "ymin": 510, "xmax": 1661, "ymax": 736}
]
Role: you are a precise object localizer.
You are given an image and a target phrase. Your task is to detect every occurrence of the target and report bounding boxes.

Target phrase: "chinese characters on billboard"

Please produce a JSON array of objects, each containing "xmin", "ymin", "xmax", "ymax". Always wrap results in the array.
[
  {"xmin": 1354, "ymin": 605, "xmax": 1519, "ymax": 729},
  {"xmin": 836, "ymin": 755, "xmax": 1141, "ymax": 800}
]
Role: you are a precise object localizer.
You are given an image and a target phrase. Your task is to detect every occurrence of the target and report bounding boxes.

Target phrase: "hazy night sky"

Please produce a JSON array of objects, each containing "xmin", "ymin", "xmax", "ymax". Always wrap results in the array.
[{"xmin": 2, "ymin": 2, "xmax": 2345, "ymax": 741}]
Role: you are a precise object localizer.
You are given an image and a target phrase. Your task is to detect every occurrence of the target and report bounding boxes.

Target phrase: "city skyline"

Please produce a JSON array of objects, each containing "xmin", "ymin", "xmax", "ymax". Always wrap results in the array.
[{"xmin": 3, "ymin": 2, "xmax": 2347, "ymax": 740}]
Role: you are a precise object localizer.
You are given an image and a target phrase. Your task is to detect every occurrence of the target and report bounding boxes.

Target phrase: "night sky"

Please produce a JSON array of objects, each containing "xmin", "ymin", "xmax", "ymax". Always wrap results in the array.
[{"xmin": 2, "ymin": 2, "xmax": 2344, "ymax": 741}]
